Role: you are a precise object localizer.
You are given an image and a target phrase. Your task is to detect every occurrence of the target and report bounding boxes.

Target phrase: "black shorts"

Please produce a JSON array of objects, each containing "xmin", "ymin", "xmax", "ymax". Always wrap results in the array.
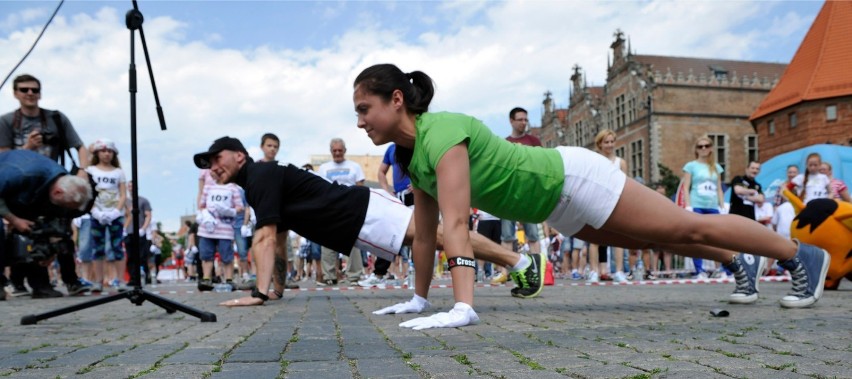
[{"xmin": 476, "ymin": 220, "xmax": 501, "ymax": 245}]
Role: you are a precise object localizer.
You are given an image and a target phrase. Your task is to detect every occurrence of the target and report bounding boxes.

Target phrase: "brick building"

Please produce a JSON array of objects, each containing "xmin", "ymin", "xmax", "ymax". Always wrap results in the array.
[
  {"xmin": 541, "ymin": 31, "xmax": 786, "ymax": 184},
  {"xmin": 750, "ymin": 1, "xmax": 852, "ymax": 160}
]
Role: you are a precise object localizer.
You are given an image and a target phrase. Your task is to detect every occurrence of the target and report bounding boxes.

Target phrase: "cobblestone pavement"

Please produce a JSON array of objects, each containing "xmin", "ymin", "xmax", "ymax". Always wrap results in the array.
[{"xmin": 0, "ymin": 278, "xmax": 849, "ymax": 379}]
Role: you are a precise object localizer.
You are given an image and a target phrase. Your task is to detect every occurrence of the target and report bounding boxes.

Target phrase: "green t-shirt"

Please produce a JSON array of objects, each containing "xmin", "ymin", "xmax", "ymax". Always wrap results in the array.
[{"xmin": 409, "ymin": 112, "xmax": 564, "ymax": 222}]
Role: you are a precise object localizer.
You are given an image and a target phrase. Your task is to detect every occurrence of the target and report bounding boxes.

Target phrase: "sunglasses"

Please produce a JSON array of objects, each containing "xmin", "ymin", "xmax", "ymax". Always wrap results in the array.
[
  {"xmin": 17, "ymin": 87, "xmax": 40, "ymax": 94},
  {"xmin": 696, "ymin": 144, "xmax": 712, "ymax": 149}
]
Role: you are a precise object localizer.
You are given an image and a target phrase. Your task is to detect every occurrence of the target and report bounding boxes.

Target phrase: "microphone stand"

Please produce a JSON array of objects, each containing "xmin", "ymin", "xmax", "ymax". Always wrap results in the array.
[{"xmin": 21, "ymin": 1, "xmax": 216, "ymax": 324}]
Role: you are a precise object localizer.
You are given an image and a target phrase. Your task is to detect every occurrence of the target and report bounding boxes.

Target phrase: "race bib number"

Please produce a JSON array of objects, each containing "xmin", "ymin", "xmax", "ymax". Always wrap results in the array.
[
  {"xmin": 697, "ymin": 180, "xmax": 717, "ymax": 198},
  {"xmin": 806, "ymin": 187, "xmax": 827, "ymax": 201}
]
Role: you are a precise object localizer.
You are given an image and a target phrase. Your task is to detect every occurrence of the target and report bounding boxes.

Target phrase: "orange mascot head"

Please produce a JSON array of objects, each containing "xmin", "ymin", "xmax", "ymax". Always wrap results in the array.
[{"xmin": 783, "ymin": 189, "xmax": 852, "ymax": 289}]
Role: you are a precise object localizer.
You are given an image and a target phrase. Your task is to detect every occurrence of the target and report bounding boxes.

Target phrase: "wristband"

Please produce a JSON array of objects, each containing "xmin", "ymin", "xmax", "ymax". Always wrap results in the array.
[
  {"xmin": 250, "ymin": 288, "xmax": 269, "ymax": 301},
  {"xmin": 447, "ymin": 256, "xmax": 476, "ymax": 270}
]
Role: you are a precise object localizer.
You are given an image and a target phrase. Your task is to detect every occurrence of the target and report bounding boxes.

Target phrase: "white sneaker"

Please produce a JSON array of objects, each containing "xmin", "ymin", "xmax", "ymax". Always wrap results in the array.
[
  {"xmin": 586, "ymin": 271, "xmax": 600, "ymax": 283},
  {"xmin": 693, "ymin": 272, "xmax": 709, "ymax": 280},
  {"xmin": 358, "ymin": 274, "xmax": 386, "ymax": 289},
  {"xmin": 612, "ymin": 271, "xmax": 628, "ymax": 283}
]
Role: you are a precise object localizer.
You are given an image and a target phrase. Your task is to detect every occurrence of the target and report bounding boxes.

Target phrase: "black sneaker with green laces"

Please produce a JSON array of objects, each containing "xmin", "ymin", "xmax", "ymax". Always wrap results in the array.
[{"xmin": 509, "ymin": 253, "xmax": 545, "ymax": 298}]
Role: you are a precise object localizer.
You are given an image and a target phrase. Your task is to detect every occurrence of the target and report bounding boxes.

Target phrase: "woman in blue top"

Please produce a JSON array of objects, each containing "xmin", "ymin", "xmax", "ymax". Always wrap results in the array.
[
  {"xmin": 352, "ymin": 63, "xmax": 830, "ymax": 330},
  {"xmin": 681, "ymin": 135, "xmax": 725, "ymax": 278}
]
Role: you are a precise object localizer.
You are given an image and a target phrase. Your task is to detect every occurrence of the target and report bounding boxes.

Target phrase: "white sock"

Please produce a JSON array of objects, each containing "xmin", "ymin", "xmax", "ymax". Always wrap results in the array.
[{"xmin": 509, "ymin": 254, "xmax": 530, "ymax": 272}]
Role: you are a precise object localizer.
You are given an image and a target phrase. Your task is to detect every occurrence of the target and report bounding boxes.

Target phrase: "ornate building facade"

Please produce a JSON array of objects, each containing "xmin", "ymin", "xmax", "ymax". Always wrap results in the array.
[{"xmin": 541, "ymin": 31, "xmax": 786, "ymax": 184}]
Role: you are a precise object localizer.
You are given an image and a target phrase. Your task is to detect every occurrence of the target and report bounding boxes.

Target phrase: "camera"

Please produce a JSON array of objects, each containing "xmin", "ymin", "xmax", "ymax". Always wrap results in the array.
[
  {"xmin": 7, "ymin": 217, "xmax": 72, "ymax": 264},
  {"xmin": 40, "ymin": 130, "xmax": 57, "ymax": 144}
]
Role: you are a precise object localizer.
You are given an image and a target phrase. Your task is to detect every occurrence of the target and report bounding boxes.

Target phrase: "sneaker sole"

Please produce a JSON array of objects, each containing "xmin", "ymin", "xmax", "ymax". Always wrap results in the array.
[
  {"xmin": 728, "ymin": 255, "xmax": 767, "ymax": 304},
  {"xmin": 780, "ymin": 249, "xmax": 830, "ymax": 309},
  {"xmin": 728, "ymin": 293, "xmax": 758, "ymax": 304},
  {"xmin": 511, "ymin": 254, "xmax": 546, "ymax": 299}
]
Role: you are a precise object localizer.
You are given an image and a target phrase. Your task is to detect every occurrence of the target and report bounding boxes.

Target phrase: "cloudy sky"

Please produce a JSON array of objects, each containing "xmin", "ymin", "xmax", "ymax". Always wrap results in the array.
[{"xmin": 0, "ymin": 0, "xmax": 822, "ymax": 231}]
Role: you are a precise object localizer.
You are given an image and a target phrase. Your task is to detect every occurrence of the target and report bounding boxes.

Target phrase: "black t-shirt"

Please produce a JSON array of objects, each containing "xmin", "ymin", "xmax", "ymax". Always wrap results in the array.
[
  {"xmin": 729, "ymin": 175, "xmax": 762, "ymax": 220},
  {"xmin": 234, "ymin": 161, "xmax": 369, "ymax": 253}
]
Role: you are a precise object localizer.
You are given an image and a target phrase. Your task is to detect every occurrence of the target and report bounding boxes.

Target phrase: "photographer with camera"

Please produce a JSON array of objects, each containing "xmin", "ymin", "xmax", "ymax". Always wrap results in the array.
[
  {"xmin": 0, "ymin": 74, "xmax": 93, "ymax": 298},
  {"xmin": 0, "ymin": 150, "xmax": 94, "ymax": 300}
]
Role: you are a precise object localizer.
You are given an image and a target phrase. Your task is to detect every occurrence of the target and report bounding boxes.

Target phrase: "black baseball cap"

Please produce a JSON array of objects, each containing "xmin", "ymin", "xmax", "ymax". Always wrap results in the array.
[{"xmin": 193, "ymin": 136, "xmax": 248, "ymax": 169}]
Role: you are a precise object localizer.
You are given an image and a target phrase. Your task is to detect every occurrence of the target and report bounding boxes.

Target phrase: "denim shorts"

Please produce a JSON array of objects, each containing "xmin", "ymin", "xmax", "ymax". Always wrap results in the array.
[
  {"xmin": 232, "ymin": 225, "xmax": 249, "ymax": 260},
  {"xmin": 76, "ymin": 218, "xmax": 94, "ymax": 262},
  {"xmin": 199, "ymin": 237, "xmax": 234, "ymax": 264}
]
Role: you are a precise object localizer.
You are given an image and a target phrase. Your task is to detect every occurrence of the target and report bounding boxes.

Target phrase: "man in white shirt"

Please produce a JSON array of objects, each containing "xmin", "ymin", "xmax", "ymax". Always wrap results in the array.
[{"xmin": 318, "ymin": 138, "xmax": 366, "ymax": 285}]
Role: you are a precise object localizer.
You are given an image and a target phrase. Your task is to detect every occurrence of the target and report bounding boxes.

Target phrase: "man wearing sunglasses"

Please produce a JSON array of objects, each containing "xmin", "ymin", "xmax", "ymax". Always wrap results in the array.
[{"xmin": 0, "ymin": 74, "xmax": 92, "ymax": 298}]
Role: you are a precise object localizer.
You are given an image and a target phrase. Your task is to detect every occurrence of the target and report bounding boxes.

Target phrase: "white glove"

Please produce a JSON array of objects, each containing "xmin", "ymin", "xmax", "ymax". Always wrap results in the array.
[
  {"xmin": 91, "ymin": 208, "xmax": 105, "ymax": 224},
  {"xmin": 399, "ymin": 302, "xmax": 480, "ymax": 330},
  {"xmin": 211, "ymin": 203, "xmax": 237, "ymax": 218},
  {"xmin": 240, "ymin": 224, "xmax": 253, "ymax": 237},
  {"xmin": 373, "ymin": 294, "xmax": 431, "ymax": 315},
  {"xmin": 109, "ymin": 209, "xmax": 123, "ymax": 221},
  {"xmin": 189, "ymin": 246, "xmax": 198, "ymax": 254}
]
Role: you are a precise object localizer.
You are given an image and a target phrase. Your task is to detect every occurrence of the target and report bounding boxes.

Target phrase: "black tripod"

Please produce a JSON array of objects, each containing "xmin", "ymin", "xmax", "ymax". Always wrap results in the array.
[{"xmin": 21, "ymin": 1, "xmax": 216, "ymax": 325}]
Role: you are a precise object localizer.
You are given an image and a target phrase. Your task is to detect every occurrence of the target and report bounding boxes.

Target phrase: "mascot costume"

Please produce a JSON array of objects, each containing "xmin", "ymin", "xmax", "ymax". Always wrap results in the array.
[{"xmin": 783, "ymin": 188, "xmax": 852, "ymax": 289}]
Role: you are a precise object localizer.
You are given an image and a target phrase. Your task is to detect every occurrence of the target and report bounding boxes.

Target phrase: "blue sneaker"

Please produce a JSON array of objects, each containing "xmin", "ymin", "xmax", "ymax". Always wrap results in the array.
[
  {"xmin": 571, "ymin": 271, "xmax": 582, "ymax": 280},
  {"xmin": 780, "ymin": 242, "xmax": 830, "ymax": 308},
  {"xmin": 729, "ymin": 254, "xmax": 766, "ymax": 304}
]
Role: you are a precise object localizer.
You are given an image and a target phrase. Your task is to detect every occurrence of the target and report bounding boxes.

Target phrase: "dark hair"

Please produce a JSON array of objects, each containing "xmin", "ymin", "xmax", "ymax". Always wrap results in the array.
[
  {"xmin": 354, "ymin": 63, "xmax": 435, "ymax": 175},
  {"xmin": 261, "ymin": 133, "xmax": 279, "ymax": 146},
  {"xmin": 13, "ymin": 74, "xmax": 40, "ymax": 91},
  {"xmin": 509, "ymin": 107, "xmax": 527, "ymax": 120},
  {"xmin": 301, "ymin": 163, "xmax": 313, "ymax": 171}
]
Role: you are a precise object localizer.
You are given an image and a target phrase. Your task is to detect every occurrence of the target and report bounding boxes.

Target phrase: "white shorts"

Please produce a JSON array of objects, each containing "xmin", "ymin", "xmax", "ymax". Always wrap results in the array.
[
  {"xmin": 354, "ymin": 189, "xmax": 413, "ymax": 262},
  {"xmin": 545, "ymin": 146, "xmax": 627, "ymax": 236}
]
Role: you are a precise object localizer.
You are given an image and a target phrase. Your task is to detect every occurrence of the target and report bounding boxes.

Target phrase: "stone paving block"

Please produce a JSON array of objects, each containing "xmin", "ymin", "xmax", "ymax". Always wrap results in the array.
[
  {"xmin": 407, "ymin": 355, "xmax": 467, "ymax": 374},
  {"xmin": 655, "ymin": 369, "xmax": 739, "ymax": 379},
  {"xmin": 283, "ymin": 340, "xmax": 340, "ymax": 361},
  {"xmin": 77, "ymin": 363, "xmax": 152, "ymax": 378},
  {"xmin": 285, "ymin": 360, "xmax": 352, "ymax": 378},
  {"xmin": 355, "ymin": 357, "xmax": 419, "ymax": 378},
  {"xmin": 694, "ymin": 354, "xmax": 768, "ymax": 371},
  {"xmin": 46, "ymin": 344, "xmax": 132, "ymax": 367},
  {"xmin": 0, "ymin": 346, "xmax": 76, "ymax": 369},
  {"xmin": 226, "ymin": 346, "xmax": 283, "ymax": 362},
  {"xmin": 566, "ymin": 363, "xmax": 652, "ymax": 379},
  {"xmin": 342, "ymin": 343, "xmax": 398, "ymax": 359},
  {"xmin": 731, "ymin": 368, "xmax": 814, "ymax": 379},
  {"xmin": 161, "ymin": 347, "xmax": 224, "ymax": 364},
  {"xmin": 141, "ymin": 363, "xmax": 216, "ymax": 378},
  {"xmin": 211, "ymin": 362, "xmax": 282, "ymax": 378},
  {"xmin": 790, "ymin": 360, "xmax": 852, "ymax": 378},
  {"xmin": 101, "ymin": 343, "xmax": 183, "ymax": 365}
]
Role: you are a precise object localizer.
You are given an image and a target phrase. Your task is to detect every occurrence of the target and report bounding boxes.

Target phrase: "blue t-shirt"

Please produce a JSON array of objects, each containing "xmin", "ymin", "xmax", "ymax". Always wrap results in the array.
[
  {"xmin": 382, "ymin": 144, "xmax": 411, "ymax": 193},
  {"xmin": 683, "ymin": 160, "xmax": 724, "ymax": 210}
]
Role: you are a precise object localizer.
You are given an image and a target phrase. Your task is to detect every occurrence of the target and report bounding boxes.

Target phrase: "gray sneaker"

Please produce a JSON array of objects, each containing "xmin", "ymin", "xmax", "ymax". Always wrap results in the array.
[
  {"xmin": 779, "ymin": 242, "xmax": 830, "ymax": 308},
  {"xmin": 729, "ymin": 254, "xmax": 766, "ymax": 304}
]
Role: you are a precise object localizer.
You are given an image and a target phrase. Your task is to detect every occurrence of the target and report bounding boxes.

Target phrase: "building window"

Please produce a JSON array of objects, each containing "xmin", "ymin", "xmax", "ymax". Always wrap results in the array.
[
  {"xmin": 619, "ymin": 94, "xmax": 626, "ymax": 128},
  {"xmin": 629, "ymin": 140, "xmax": 643, "ymax": 180},
  {"xmin": 789, "ymin": 112, "xmax": 797, "ymax": 128},
  {"xmin": 708, "ymin": 134, "xmax": 726, "ymax": 181},
  {"xmin": 826, "ymin": 105, "xmax": 837, "ymax": 121},
  {"xmin": 768, "ymin": 119, "xmax": 775, "ymax": 135},
  {"xmin": 747, "ymin": 135, "xmax": 758, "ymax": 163},
  {"xmin": 616, "ymin": 146, "xmax": 625, "ymax": 159}
]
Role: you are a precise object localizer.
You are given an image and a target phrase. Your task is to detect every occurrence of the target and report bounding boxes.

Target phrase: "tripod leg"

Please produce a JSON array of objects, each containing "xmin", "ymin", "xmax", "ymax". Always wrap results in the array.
[
  {"xmin": 21, "ymin": 291, "xmax": 133, "ymax": 325},
  {"xmin": 140, "ymin": 291, "xmax": 217, "ymax": 322}
]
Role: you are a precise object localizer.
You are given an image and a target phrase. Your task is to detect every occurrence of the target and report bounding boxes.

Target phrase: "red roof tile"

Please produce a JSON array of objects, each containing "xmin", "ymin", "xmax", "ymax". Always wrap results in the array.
[{"xmin": 751, "ymin": 1, "xmax": 852, "ymax": 120}]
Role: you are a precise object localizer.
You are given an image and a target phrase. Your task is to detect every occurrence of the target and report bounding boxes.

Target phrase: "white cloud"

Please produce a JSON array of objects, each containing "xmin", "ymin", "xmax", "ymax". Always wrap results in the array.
[{"xmin": 0, "ymin": 1, "xmax": 817, "ymax": 230}]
